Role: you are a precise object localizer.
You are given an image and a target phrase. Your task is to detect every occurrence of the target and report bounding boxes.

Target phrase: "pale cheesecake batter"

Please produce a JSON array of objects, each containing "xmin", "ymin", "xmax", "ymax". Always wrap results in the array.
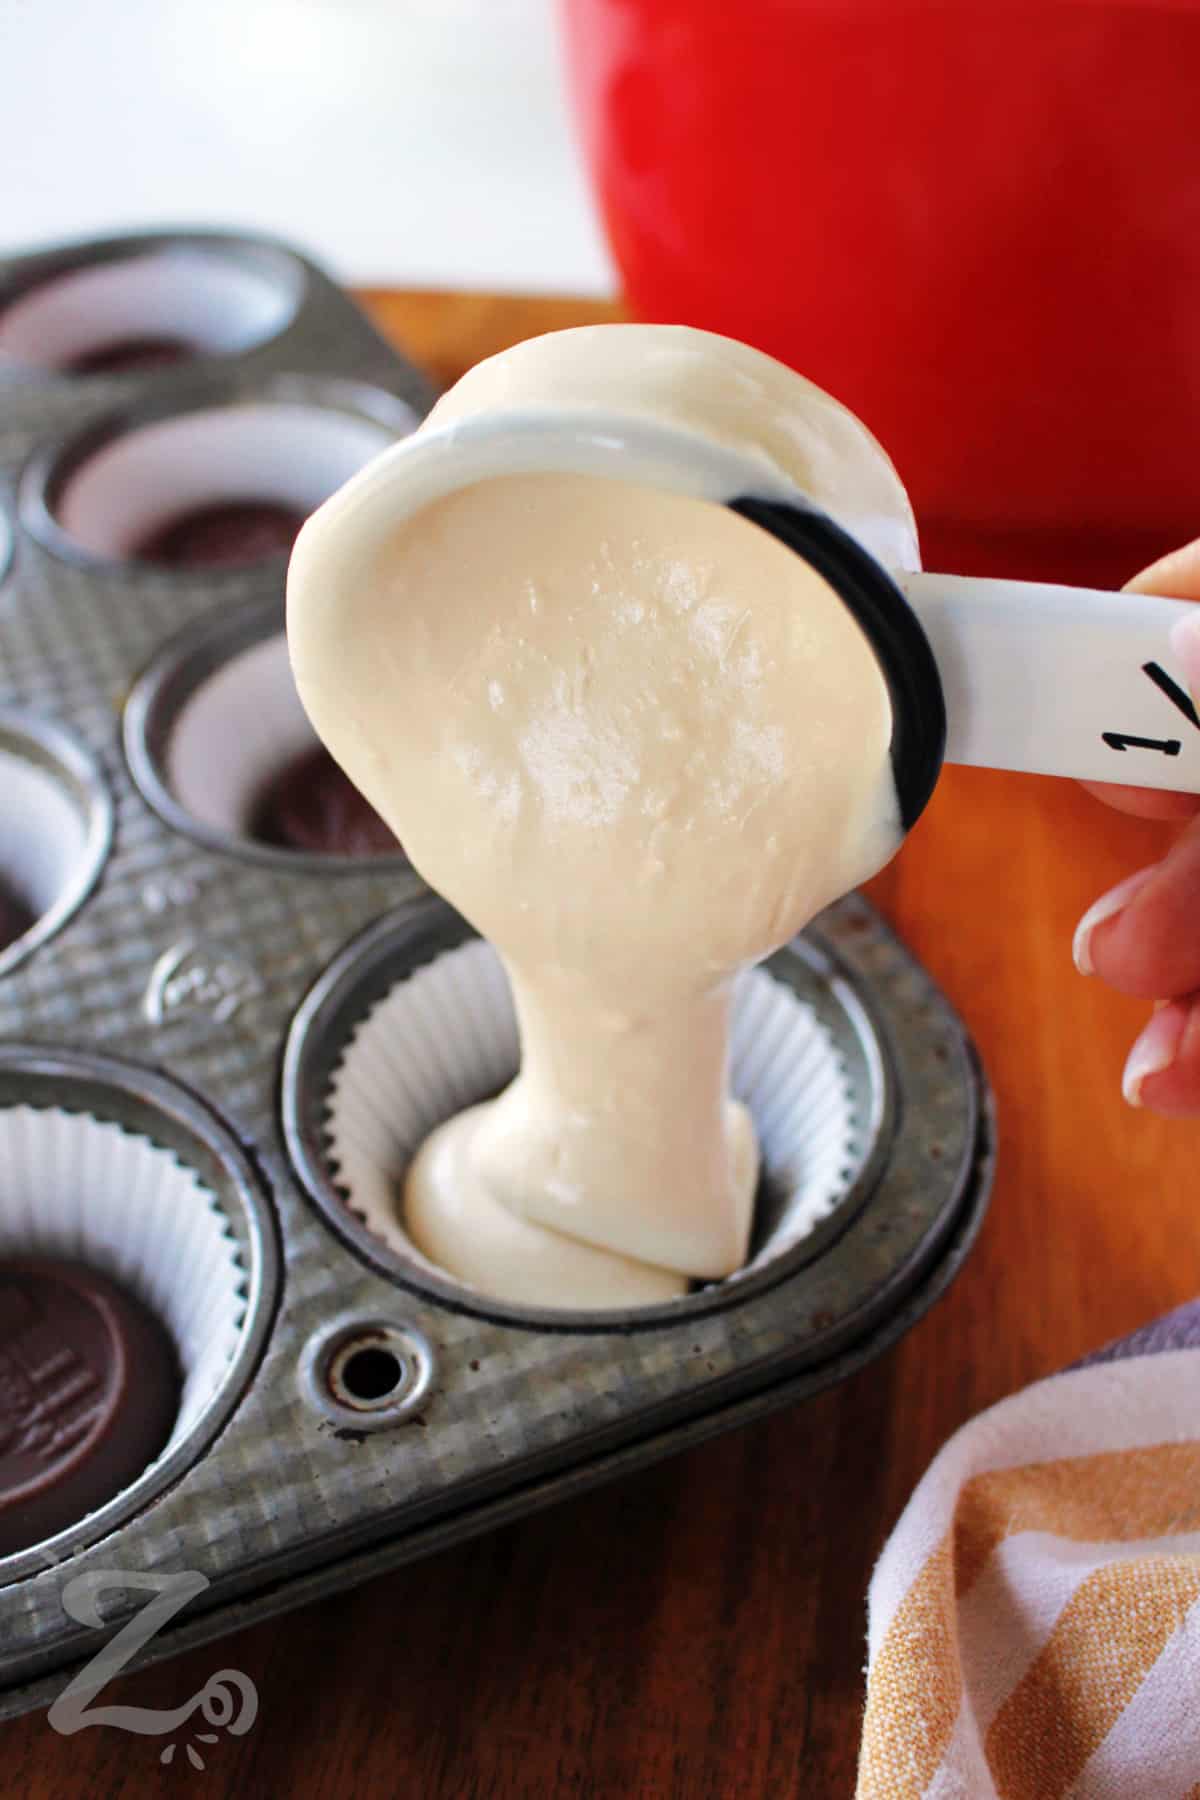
[{"xmin": 288, "ymin": 325, "xmax": 919, "ymax": 1308}]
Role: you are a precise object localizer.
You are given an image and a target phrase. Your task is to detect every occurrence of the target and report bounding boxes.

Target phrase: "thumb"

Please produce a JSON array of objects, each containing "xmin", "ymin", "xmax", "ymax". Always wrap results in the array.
[
  {"xmin": 1169, "ymin": 605, "xmax": 1200, "ymax": 709},
  {"xmin": 1079, "ymin": 536, "xmax": 1200, "ymax": 820},
  {"xmin": 1125, "ymin": 534, "xmax": 1200, "ymax": 600}
]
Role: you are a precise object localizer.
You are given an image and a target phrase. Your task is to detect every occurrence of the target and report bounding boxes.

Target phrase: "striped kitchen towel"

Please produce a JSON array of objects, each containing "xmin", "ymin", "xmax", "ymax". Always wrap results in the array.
[{"xmin": 857, "ymin": 1301, "xmax": 1200, "ymax": 1799}]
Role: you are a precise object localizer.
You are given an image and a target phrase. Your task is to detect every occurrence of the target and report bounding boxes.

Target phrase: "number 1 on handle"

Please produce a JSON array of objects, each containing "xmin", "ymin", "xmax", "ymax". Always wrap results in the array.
[{"xmin": 899, "ymin": 573, "xmax": 1200, "ymax": 793}]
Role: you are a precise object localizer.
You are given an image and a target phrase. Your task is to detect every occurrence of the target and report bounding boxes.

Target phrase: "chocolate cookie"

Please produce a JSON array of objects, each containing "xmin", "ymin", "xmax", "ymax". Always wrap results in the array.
[
  {"xmin": 0, "ymin": 879, "xmax": 34, "ymax": 954},
  {"xmin": 67, "ymin": 336, "xmax": 193, "ymax": 377},
  {"xmin": 0, "ymin": 1259, "xmax": 180, "ymax": 1556},
  {"xmin": 133, "ymin": 501, "xmax": 305, "ymax": 570},
  {"xmin": 251, "ymin": 744, "xmax": 400, "ymax": 857}
]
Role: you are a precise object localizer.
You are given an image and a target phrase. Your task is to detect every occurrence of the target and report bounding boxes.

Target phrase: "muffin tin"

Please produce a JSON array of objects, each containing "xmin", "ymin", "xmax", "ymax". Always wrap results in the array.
[{"xmin": 0, "ymin": 228, "xmax": 993, "ymax": 1717}]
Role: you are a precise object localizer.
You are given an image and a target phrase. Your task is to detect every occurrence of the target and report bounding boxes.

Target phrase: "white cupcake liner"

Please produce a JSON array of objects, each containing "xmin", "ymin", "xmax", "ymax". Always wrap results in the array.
[
  {"xmin": 323, "ymin": 939, "xmax": 860, "ymax": 1304},
  {"xmin": 0, "ymin": 242, "xmax": 298, "ymax": 371},
  {"xmin": 165, "ymin": 630, "xmax": 318, "ymax": 840},
  {"xmin": 126, "ymin": 602, "xmax": 409, "ymax": 865},
  {"xmin": 54, "ymin": 399, "xmax": 399, "ymax": 563},
  {"xmin": 0, "ymin": 711, "xmax": 112, "ymax": 978},
  {"xmin": 0, "ymin": 1104, "xmax": 247, "ymax": 1465},
  {"xmin": 0, "ymin": 748, "xmax": 91, "ymax": 919}
]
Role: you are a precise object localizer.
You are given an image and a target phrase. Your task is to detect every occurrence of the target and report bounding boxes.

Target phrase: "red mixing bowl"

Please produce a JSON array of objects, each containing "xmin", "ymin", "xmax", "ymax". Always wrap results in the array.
[{"xmin": 561, "ymin": 0, "xmax": 1200, "ymax": 582}]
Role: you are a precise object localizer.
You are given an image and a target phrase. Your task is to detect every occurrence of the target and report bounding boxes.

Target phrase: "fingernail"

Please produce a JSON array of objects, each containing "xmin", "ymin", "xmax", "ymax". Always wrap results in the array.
[
  {"xmin": 1123, "ymin": 1003, "xmax": 1188, "ymax": 1106},
  {"xmin": 1072, "ymin": 865, "xmax": 1160, "ymax": 976},
  {"xmin": 1169, "ymin": 611, "xmax": 1200, "ymax": 694}
]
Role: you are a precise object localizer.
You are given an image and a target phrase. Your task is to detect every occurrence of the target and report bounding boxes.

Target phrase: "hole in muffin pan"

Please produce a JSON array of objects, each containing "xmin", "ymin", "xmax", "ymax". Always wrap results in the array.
[
  {"xmin": 0, "ymin": 239, "xmax": 301, "ymax": 374},
  {"xmin": 301, "ymin": 1318, "xmax": 434, "ymax": 1431},
  {"xmin": 124, "ymin": 595, "xmax": 408, "ymax": 870},
  {"xmin": 0, "ymin": 1046, "xmax": 280, "ymax": 1585},
  {"xmin": 281, "ymin": 898, "xmax": 894, "ymax": 1334},
  {"xmin": 0, "ymin": 709, "xmax": 113, "ymax": 979},
  {"xmin": 339, "ymin": 1346, "xmax": 402, "ymax": 1401},
  {"xmin": 22, "ymin": 377, "xmax": 416, "ymax": 571}
]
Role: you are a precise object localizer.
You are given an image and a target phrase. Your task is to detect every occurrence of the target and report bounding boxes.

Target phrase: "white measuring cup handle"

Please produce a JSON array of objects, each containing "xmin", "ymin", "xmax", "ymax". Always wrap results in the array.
[{"xmin": 899, "ymin": 571, "xmax": 1200, "ymax": 792}]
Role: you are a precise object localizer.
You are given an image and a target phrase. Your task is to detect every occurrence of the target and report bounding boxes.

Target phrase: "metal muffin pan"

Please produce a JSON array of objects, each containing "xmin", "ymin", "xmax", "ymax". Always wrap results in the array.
[
  {"xmin": 0, "ymin": 228, "xmax": 994, "ymax": 1716},
  {"xmin": 0, "ymin": 1046, "xmax": 280, "ymax": 1589}
]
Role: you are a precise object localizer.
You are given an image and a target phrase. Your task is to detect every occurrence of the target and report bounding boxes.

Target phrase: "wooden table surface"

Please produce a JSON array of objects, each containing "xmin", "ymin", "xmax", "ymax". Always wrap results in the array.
[{"xmin": 9, "ymin": 291, "xmax": 1198, "ymax": 1800}]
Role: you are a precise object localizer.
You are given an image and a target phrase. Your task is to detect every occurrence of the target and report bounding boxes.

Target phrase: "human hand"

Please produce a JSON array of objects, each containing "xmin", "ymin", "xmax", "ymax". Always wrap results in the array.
[{"xmin": 1072, "ymin": 538, "xmax": 1200, "ymax": 1116}]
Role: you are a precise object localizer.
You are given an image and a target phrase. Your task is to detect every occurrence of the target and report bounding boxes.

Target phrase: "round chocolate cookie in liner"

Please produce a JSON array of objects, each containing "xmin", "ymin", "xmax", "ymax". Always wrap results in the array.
[
  {"xmin": 251, "ymin": 744, "xmax": 400, "ymax": 857},
  {"xmin": 0, "ymin": 1077, "xmax": 264, "ymax": 1576},
  {"xmin": 0, "ymin": 1258, "xmax": 180, "ymax": 1557},
  {"xmin": 133, "ymin": 500, "xmax": 306, "ymax": 570}
]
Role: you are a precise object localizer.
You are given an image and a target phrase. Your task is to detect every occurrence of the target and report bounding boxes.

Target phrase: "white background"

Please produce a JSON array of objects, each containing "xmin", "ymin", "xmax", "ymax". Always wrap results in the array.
[{"xmin": 0, "ymin": 0, "xmax": 617, "ymax": 295}]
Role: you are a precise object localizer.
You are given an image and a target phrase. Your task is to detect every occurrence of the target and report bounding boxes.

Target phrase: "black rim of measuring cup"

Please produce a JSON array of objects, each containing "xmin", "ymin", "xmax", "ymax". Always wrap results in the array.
[{"xmin": 729, "ymin": 496, "xmax": 946, "ymax": 832}]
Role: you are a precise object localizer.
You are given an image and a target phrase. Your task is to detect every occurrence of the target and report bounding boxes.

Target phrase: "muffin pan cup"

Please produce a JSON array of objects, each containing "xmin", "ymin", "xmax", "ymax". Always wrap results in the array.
[
  {"xmin": 22, "ymin": 374, "xmax": 417, "ymax": 570},
  {"xmin": 124, "ymin": 593, "xmax": 411, "ymax": 871},
  {"xmin": 0, "ymin": 1048, "xmax": 278, "ymax": 1586},
  {"xmin": 0, "ymin": 229, "xmax": 993, "ymax": 1717},
  {"xmin": 298, "ymin": 919, "xmax": 880, "ymax": 1327},
  {"xmin": 0, "ymin": 708, "xmax": 113, "ymax": 979},
  {"xmin": 0, "ymin": 235, "xmax": 303, "ymax": 372}
]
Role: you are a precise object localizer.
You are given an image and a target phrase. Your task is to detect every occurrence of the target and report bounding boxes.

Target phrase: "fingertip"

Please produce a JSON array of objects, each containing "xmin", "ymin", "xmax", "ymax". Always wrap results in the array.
[
  {"xmin": 1169, "ymin": 609, "xmax": 1200, "ymax": 699},
  {"xmin": 1078, "ymin": 814, "xmax": 1200, "ymax": 998},
  {"xmin": 1125, "ymin": 998, "xmax": 1200, "ymax": 1118},
  {"xmin": 1124, "ymin": 536, "xmax": 1200, "ymax": 600},
  {"xmin": 1123, "ymin": 1001, "xmax": 1186, "ymax": 1106},
  {"xmin": 1078, "ymin": 780, "xmax": 1200, "ymax": 822},
  {"xmin": 1073, "ymin": 865, "xmax": 1160, "ymax": 976}
]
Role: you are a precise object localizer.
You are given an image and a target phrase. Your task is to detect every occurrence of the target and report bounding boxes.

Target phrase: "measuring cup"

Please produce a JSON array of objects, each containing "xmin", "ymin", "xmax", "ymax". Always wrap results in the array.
[{"xmin": 289, "ymin": 327, "xmax": 1200, "ymax": 837}]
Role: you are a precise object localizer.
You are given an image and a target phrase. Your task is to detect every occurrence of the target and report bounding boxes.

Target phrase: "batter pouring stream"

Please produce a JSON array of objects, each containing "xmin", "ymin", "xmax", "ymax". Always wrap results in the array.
[{"xmin": 288, "ymin": 327, "xmax": 917, "ymax": 1308}]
